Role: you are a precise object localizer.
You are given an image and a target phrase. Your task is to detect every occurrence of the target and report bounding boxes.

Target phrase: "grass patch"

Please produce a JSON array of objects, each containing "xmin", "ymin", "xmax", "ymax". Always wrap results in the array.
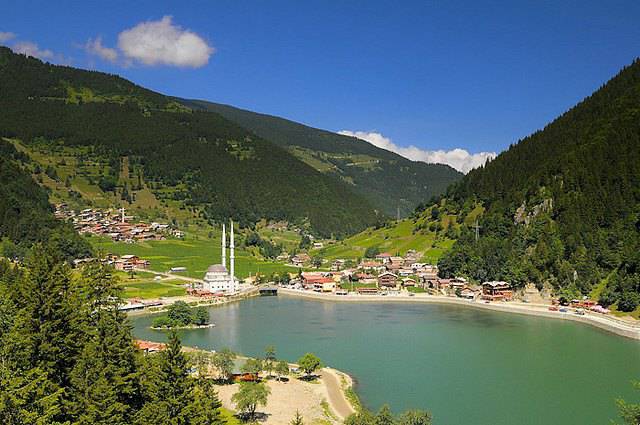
[
  {"xmin": 407, "ymin": 286, "xmax": 426, "ymax": 293},
  {"xmin": 219, "ymin": 407, "xmax": 241, "ymax": 425},
  {"xmin": 119, "ymin": 279, "xmax": 187, "ymax": 299}
]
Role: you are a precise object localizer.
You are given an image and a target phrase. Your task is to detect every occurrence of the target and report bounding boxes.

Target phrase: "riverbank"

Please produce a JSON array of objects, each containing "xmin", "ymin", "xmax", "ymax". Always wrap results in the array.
[{"xmin": 279, "ymin": 288, "xmax": 640, "ymax": 341}]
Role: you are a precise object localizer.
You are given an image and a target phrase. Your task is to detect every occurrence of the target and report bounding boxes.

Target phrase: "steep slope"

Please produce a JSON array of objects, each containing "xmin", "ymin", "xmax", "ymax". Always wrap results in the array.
[
  {"xmin": 0, "ymin": 47, "xmax": 380, "ymax": 237},
  {"xmin": 0, "ymin": 139, "xmax": 91, "ymax": 259},
  {"xmin": 179, "ymin": 99, "xmax": 462, "ymax": 217},
  {"xmin": 437, "ymin": 59, "xmax": 640, "ymax": 311}
]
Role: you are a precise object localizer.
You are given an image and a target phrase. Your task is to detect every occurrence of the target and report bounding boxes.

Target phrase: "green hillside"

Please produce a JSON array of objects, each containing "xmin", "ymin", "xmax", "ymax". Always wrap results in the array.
[
  {"xmin": 312, "ymin": 199, "xmax": 477, "ymax": 263},
  {"xmin": 180, "ymin": 99, "xmax": 462, "ymax": 217},
  {"xmin": 0, "ymin": 47, "xmax": 380, "ymax": 238},
  {"xmin": 436, "ymin": 59, "xmax": 640, "ymax": 313},
  {"xmin": 0, "ymin": 139, "xmax": 91, "ymax": 260}
]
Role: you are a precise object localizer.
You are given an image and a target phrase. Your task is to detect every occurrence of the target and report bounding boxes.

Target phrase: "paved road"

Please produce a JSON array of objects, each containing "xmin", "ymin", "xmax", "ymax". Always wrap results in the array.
[{"xmin": 321, "ymin": 368, "xmax": 355, "ymax": 420}]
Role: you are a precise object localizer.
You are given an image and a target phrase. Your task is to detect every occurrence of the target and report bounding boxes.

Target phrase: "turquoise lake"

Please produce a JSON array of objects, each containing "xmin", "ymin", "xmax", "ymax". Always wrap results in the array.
[{"xmin": 130, "ymin": 296, "xmax": 640, "ymax": 425}]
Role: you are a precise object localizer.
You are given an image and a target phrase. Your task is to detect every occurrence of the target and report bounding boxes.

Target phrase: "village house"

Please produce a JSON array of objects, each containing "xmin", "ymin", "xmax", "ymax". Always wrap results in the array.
[
  {"xmin": 402, "ymin": 277, "xmax": 416, "ymax": 287},
  {"xmin": 358, "ymin": 261, "xmax": 386, "ymax": 273},
  {"xmin": 355, "ymin": 272, "xmax": 377, "ymax": 284},
  {"xmin": 375, "ymin": 252, "xmax": 392, "ymax": 263},
  {"xmin": 482, "ymin": 281, "xmax": 513, "ymax": 301},
  {"xmin": 378, "ymin": 271, "xmax": 399, "ymax": 290},
  {"xmin": 55, "ymin": 204, "xmax": 179, "ymax": 243},
  {"xmin": 113, "ymin": 255, "xmax": 149, "ymax": 271},
  {"xmin": 459, "ymin": 287, "xmax": 479, "ymax": 300},
  {"xmin": 135, "ymin": 340, "xmax": 166, "ymax": 354},
  {"xmin": 449, "ymin": 277, "xmax": 467, "ymax": 293},
  {"xmin": 331, "ymin": 259, "xmax": 346, "ymax": 271},
  {"xmin": 389, "ymin": 256, "xmax": 405, "ymax": 268},
  {"xmin": 398, "ymin": 268, "xmax": 414, "ymax": 277},
  {"xmin": 313, "ymin": 279, "xmax": 336, "ymax": 293},
  {"xmin": 291, "ymin": 253, "xmax": 311, "ymax": 267},
  {"xmin": 301, "ymin": 272, "xmax": 334, "ymax": 289},
  {"xmin": 404, "ymin": 249, "xmax": 420, "ymax": 263}
]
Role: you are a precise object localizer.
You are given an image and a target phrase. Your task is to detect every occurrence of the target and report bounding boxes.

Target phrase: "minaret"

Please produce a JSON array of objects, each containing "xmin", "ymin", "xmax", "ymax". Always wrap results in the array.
[
  {"xmin": 230, "ymin": 219, "xmax": 235, "ymax": 288},
  {"xmin": 221, "ymin": 223, "xmax": 226, "ymax": 269}
]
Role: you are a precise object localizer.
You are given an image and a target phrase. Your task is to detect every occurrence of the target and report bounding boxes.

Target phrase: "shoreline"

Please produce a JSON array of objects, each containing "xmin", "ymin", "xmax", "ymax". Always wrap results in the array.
[{"xmin": 278, "ymin": 288, "xmax": 640, "ymax": 341}]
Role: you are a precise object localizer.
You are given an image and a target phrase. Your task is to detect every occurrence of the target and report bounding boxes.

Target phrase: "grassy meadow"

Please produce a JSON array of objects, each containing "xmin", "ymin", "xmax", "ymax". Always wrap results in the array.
[
  {"xmin": 91, "ymin": 234, "xmax": 300, "ymax": 281},
  {"xmin": 311, "ymin": 219, "xmax": 455, "ymax": 263}
]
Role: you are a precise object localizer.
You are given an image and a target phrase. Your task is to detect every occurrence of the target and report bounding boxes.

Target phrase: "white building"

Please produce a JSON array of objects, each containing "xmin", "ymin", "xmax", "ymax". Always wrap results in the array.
[{"xmin": 203, "ymin": 221, "xmax": 238, "ymax": 294}]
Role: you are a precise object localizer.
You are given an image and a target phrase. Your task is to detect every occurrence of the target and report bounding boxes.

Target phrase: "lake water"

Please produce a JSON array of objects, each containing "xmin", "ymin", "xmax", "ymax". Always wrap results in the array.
[{"xmin": 131, "ymin": 296, "xmax": 640, "ymax": 425}]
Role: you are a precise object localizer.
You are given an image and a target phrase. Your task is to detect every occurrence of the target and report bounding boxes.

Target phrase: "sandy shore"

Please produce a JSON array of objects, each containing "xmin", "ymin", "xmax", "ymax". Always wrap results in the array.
[
  {"xmin": 279, "ymin": 288, "xmax": 640, "ymax": 341},
  {"xmin": 216, "ymin": 367, "xmax": 355, "ymax": 424}
]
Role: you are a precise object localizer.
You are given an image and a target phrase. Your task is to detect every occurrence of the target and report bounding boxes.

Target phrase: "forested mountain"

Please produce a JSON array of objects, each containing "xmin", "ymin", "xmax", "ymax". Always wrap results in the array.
[
  {"xmin": 179, "ymin": 99, "xmax": 462, "ymax": 217},
  {"xmin": 0, "ymin": 47, "xmax": 381, "ymax": 238},
  {"xmin": 0, "ymin": 139, "xmax": 91, "ymax": 260},
  {"xmin": 437, "ymin": 59, "xmax": 640, "ymax": 312}
]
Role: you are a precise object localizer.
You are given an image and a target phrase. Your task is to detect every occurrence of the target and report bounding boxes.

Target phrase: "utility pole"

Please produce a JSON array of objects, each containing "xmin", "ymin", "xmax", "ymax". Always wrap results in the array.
[
  {"xmin": 473, "ymin": 220, "xmax": 481, "ymax": 242},
  {"xmin": 397, "ymin": 206, "xmax": 400, "ymax": 222}
]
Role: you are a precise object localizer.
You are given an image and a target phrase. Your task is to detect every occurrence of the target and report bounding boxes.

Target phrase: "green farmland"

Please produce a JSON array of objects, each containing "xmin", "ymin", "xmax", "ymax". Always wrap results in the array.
[{"xmin": 91, "ymin": 234, "xmax": 299, "ymax": 280}]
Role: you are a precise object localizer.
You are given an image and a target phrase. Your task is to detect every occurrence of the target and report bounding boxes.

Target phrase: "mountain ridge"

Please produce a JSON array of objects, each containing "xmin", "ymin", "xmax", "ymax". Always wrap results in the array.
[
  {"xmin": 179, "ymin": 98, "xmax": 462, "ymax": 217},
  {"xmin": 0, "ymin": 46, "xmax": 384, "ymax": 238},
  {"xmin": 435, "ymin": 58, "xmax": 640, "ymax": 312}
]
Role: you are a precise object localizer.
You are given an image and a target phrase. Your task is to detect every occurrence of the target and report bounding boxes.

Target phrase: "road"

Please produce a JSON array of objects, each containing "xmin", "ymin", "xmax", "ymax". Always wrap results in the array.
[{"xmin": 321, "ymin": 368, "xmax": 356, "ymax": 420}]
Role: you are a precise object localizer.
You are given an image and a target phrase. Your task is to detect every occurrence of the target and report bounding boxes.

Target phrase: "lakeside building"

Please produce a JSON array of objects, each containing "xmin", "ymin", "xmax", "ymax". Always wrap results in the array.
[
  {"xmin": 202, "ymin": 221, "xmax": 238, "ymax": 294},
  {"xmin": 378, "ymin": 271, "xmax": 399, "ymax": 290},
  {"xmin": 482, "ymin": 281, "xmax": 513, "ymax": 301}
]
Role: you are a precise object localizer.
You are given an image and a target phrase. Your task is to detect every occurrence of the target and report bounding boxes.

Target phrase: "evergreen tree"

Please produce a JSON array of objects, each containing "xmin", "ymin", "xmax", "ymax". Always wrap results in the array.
[
  {"xmin": 290, "ymin": 410, "xmax": 304, "ymax": 425},
  {"xmin": 136, "ymin": 331, "xmax": 192, "ymax": 424}
]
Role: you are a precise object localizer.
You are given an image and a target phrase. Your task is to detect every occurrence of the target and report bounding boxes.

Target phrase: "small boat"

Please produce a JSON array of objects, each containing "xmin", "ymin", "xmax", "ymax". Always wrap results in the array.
[{"xmin": 259, "ymin": 287, "xmax": 278, "ymax": 296}]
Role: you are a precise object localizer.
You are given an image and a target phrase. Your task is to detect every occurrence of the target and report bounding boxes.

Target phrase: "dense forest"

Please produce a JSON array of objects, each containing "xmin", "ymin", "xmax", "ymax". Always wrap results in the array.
[
  {"xmin": 0, "ymin": 248, "xmax": 226, "ymax": 424},
  {"xmin": 0, "ymin": 139, "xmax": 91, "ymax": 261},
  {"xmin": 437, "ymin": 59, "xmax": 640, "ymax": 311},
  {"xmin": 0, "ymin": 47, "xmax": 382, "ymax": 238},
  {"xmin": 181, "ymin": 99, "xmax": 462, "ymax": 217}
]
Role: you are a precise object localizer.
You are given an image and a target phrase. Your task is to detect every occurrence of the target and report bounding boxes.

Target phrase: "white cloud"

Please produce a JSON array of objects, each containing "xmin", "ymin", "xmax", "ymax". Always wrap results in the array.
[
  {"xmin": 117, "ymin": 16, "xmax": 214, "ymax": 68},
  {"xmin": 12, "ymin": 41, "xmax": 54, "ymax": 60},
  {"xmin": 338, "ymin": 130, "xmax": 496, "ymax": 174},
  {"xmin": 84, "ymin": 37, "xmax": 118, "ymax": 62},
  {"xmin": 0, "ymin": 31, "xmax": 16, "ymax": 43}
]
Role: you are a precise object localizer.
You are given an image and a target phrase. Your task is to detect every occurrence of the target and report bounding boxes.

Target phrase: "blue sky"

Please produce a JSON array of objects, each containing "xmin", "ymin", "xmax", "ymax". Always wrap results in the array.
[{"xmin": 1, "ymin": 1, "xmax": 639, "ymax": 171}]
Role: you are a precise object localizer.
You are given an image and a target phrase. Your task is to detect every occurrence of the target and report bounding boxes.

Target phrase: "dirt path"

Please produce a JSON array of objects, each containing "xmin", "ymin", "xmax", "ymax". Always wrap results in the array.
[{"xmin": 321, "ymin": 368, "xmax": 355, "ymax": 420}]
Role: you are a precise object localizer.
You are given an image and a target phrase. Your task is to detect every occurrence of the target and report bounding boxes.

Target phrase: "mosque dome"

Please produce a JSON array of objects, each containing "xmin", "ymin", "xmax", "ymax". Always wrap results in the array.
[{"xmin": 207, "ymin": 264, "xmax": 227, "ymax": 273}]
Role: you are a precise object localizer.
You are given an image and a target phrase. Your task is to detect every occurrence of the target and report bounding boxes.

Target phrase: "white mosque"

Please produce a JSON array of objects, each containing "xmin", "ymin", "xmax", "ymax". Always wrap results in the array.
[{"xmin": 202, "ymin": 220, "xmax": 238, "ymax": 294}]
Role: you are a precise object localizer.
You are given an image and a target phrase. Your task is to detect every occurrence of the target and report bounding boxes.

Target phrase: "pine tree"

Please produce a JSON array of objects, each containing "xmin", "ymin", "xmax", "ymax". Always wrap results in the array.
[
  {"xmin": 135, "ymin": 331, "xmax": 192, "ymax": 424},
  {"xmin": 290, "ymin": 410, "xmax": 304, "ymax": 425},
  {"xmin": 375, "ymin": 404, "xmax": 394, "ymax": 425},
  {"xmin": 66, "ymin": 265, "xmax": 142, "ymax": 424}
]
